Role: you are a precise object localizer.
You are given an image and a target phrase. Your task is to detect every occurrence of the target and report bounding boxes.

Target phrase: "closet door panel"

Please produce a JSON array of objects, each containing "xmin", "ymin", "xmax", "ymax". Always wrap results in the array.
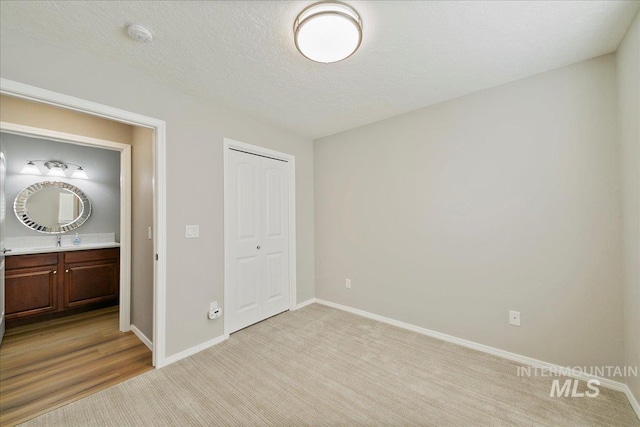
[
  {"xmin": 228, "ymin": 150, "xmax": 263, "ymax": 332},
  {"xmin": 260, "ymin": 157, "xmax": 289, "ymax": 317}
]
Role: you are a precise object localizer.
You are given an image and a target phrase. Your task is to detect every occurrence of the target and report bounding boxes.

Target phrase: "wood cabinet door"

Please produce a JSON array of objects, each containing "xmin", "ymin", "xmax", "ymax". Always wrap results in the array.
[
  {"xmin": 64, "ymin": 259, "xmax": 119, "ymax": 308},
  {"xmin": 5, "ymin": 266, "xmax": 58, "ymax": 319}
]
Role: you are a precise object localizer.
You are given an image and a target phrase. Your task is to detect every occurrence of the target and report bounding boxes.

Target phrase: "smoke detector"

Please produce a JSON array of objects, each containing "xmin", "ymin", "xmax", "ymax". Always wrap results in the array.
[{"xmin": 127, "ymin": 24, "xmax": 153, "ymax": 43}]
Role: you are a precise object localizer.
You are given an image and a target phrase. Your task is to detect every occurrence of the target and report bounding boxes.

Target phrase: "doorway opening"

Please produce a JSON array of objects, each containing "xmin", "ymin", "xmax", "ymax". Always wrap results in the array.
[
  {"xmin": 0, "ymin": 125, "xmax": 132, "ymax": 330},
  {"xmin": 0, "ymin": 78, "xmax": 167, "ymax": 366}
]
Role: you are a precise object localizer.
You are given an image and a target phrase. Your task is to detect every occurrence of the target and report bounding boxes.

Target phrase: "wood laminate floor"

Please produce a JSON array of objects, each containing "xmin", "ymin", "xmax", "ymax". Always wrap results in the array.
[{"xmin": 0, "ymin": 306, "xmax": 153, "ymax": 426}]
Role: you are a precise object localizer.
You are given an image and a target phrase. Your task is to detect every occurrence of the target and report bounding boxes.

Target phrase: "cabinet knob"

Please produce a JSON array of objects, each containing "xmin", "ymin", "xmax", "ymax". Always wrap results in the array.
[
  {"xmin": 257, "ymin": 245, "xmax": 261, "ymax": 250},
  {"xmin": 53, "ymin": 270, "xmax": 57, "ymax": 274},
  {"xmin": 65, "ymin": 269, "xmax": 69, "ymax": 273}
]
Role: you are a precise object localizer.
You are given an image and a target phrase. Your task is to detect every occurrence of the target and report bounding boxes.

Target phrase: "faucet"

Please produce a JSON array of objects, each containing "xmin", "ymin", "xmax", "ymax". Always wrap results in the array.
[{"xmin": 56, "ymin": 234, "xmax": 62, "ymax": 247}]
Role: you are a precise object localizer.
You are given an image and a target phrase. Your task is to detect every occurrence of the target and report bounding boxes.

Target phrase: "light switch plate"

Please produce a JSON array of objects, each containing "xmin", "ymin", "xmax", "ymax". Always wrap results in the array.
[{"xmin": 185, "ymin": 225, "xmax": 199, "ymax": 238}]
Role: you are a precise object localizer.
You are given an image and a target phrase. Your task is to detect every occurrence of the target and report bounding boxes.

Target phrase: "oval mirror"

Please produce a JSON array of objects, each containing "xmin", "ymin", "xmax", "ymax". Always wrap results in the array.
[{"xmin": 14, "ymin": 181, "xmax": 91, "ymax": 234}]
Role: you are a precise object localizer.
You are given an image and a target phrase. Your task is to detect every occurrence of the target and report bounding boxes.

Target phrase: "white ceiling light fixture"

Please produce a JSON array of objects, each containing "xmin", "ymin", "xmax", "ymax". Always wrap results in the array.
[
  {"xmin": 127, "ymin": 23, "xmax": 153, "ymax": 43},
  {"xmin": 294, "ymin": 1, "xmax": 362, "ymax": 64}
]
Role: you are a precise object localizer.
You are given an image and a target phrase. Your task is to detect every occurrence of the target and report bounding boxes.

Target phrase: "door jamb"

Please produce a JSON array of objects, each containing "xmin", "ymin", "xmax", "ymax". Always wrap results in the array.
[
  {"xmin": 0, "ymin": 78, "xmax": 168, "ymax": 368},
  {"xmin": 223, "ymin": 138, "xmax": 297, "ymax": 337}
]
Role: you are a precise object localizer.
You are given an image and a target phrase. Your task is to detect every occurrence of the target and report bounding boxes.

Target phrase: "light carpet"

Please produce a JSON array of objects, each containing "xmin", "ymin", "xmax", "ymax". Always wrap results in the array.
[{"xmin": 22, "ymin": 304, "xmax": 640, "ymax": 426}]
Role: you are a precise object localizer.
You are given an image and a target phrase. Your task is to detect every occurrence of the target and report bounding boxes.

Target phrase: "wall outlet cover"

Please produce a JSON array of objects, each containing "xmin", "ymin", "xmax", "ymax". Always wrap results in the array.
[{"xmin": 509, "ymin": 310, "xmax": 521, "ymax": 327}]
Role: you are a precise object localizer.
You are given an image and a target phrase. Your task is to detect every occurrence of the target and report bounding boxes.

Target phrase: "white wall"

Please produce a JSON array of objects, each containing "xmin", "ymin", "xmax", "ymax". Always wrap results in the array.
[
  {"xmin": 617, "ymin": 10, "xmax": 640, "ymax": 402},
  {"xmin": 0, "ymin": 29, "xmax": 315, "ymax": 357},
  {"xmin": 1, "ymin": 133, "xmax": 121, "ymax": 239},
  {"xmin": 314, "ymin": 55, "xmax": 624, "ymax": 375}
]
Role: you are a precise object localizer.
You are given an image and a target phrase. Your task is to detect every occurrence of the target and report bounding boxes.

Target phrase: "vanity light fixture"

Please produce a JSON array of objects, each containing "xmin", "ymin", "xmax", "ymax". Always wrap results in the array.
[
  {"xmin": 20, "ymin": 160, "xmax": 89, "ymax": 179},
  {"xmin": 294, "ymin": 1, "xmax": 363, "ymax": 63}
]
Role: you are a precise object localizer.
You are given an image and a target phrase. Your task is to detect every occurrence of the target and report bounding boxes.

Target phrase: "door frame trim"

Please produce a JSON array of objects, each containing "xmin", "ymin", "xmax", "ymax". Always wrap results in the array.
[
  {"xmin": 0, "ymin": 78, "xmax": 168, "ymax": 368},
  {"xmin": 223, "ymin": 138, "xmax": 297, "ymax": 337}
]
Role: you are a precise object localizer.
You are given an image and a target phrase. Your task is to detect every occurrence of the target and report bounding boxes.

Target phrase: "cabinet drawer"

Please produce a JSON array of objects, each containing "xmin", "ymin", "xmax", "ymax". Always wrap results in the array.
[
  {"xmin": 6, "ymin": 253, "xmax": 58, "ymax": 270},
  {"xmin": 64, "ymin": 248, "xmax": 119, "ymax": 263}
]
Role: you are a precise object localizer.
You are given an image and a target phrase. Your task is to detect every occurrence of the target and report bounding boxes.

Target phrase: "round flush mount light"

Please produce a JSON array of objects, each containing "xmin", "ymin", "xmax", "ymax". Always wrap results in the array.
[
  {"xmin": 127, "ymin": 24, "xmax": 153, "ymax": 43},
  {"xmin": 294, "ymin": 2, "xmax": 362, "ymax": 63}
]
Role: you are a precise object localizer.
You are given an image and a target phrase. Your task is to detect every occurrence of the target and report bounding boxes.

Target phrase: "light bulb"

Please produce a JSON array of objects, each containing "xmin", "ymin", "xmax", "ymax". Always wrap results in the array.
[
  {"xmin": 20, "ymin": 161, "xmax": 41, "ymax": 175},
  {"xmin": 71, "ymin": 167, "xmax": 89, "ymax": 179},
  {"xmin": 47, "ymin": 166, "xmax": 66, "ymax": 177}
]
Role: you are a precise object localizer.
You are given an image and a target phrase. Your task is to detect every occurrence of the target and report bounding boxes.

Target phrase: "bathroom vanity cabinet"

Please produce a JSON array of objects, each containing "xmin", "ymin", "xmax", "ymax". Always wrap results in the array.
[{"xmin": 5, "ymin": 247, "xmax": 120, "ymax": 327}]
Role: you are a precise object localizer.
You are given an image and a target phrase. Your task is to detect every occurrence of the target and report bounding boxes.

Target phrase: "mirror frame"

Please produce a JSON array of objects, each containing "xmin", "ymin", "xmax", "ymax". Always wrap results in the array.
[{"xmin": 14, "ymin": 181, "xmax": 92, "ymax": 234}]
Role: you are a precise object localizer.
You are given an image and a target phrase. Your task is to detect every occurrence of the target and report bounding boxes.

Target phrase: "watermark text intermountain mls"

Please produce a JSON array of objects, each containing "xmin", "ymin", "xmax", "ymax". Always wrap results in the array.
[{"xmin": 516, "ymin": 365, "xmax": 638, "ymax": 398}]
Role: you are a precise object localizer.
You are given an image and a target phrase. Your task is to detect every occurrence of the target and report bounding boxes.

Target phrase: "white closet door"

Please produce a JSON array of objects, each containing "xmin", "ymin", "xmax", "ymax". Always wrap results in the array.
[
  {"xmin": 228, "ymin": 149, "xmax": 289, "ymax": 333},
  {"xmin": 260, "ymin": 155, "xmax": 289, "ymax": 320}
]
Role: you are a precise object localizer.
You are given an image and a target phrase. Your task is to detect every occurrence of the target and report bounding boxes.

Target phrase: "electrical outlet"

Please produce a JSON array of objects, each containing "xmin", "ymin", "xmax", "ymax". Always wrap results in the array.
[
  {"xmin": 345, "ymin": 278, "xmax": 351, "ymax": 289},
  {"xmin": 208, "ymin": 306, "xmax": 222, "ymax": 320},
  {"xmin": 509, "ymin": 310, "xmax": 521, "ymax": 327}
]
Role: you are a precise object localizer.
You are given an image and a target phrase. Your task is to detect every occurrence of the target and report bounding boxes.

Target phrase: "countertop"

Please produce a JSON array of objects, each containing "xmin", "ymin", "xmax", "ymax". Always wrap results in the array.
[{"xmin": 5, "ymin": 242, "xmax": 120, "ymax": 256}]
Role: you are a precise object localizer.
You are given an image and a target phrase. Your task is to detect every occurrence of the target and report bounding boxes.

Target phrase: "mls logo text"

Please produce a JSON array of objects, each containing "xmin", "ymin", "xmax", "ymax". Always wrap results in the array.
[{"xmin": 549, "ymin": 379, "xmax": 600, "ymax": 397}]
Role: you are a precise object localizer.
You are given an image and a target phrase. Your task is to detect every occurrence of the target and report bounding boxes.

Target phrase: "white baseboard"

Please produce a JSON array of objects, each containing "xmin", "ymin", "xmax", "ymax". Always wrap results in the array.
[
  {"xmin": 130, "ymin": 324, "xmax": 152, "ymax": 351},
  {"xmin": 162, "ymin": 334, "xmax": 229, "ymax": 366},
  {"xmin": 294, "ymin": 298, "xmax": 317, "ymax": 310},
  {"xmin": 315, "ymin": 298, "xmax": 639, "ymax": 420}
]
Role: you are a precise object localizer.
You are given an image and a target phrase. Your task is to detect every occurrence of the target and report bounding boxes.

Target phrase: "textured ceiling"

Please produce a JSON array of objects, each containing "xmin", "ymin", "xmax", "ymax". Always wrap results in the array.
[{"xmin": 1, "ymin": 1, "xmax": 638, "ymax": 139}]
